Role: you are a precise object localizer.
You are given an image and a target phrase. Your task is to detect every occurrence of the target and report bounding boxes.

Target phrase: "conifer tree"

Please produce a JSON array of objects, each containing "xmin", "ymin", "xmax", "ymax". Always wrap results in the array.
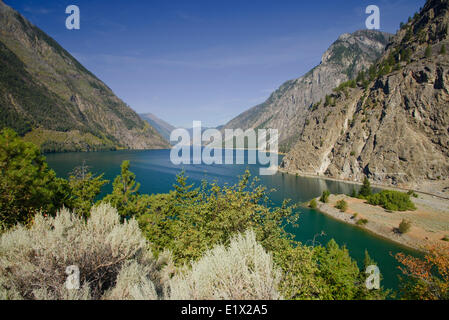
[{"xmin": 359, "ymin": 177, "xmax": 372, "ymax": 198}]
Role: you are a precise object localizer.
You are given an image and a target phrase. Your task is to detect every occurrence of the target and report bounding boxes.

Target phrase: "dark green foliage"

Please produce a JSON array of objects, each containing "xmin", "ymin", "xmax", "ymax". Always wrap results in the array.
[
  {"xmin": 367, "ymin": 191, "xmax": 416, "ymax": 211},
  {"xmin": 320, "ymin": 190, "xmax": 330, "ymax": 203},
  {"xmin": 407, "ymin": 190, "xmax": 418, "ymax": 198},
  {"xmin": 309, "ymin": 198, "xmax": 318, "ymax": 209},
  {"xmin": 440, "ymin": 44, "xmax": 446, "ymax": 55},
  {"xmin": 101, "ymin": 161, "xmax": 150, "ymax": 220},
  {"xmin": 137, "ymin": 170, "xmax": 297, "ymax": 265},
  {"xmin": 313, "ymin": 240, "xmax": 387, "ymax": 300},
  {"xmin": 0, "ymin": 129, "xmax": 69, "ymax": 228},
  {"xmin": 67, "ymin": 163, "xmax": 108, "ymax": 218},
  {"xmin": 358, "ymin": 177, "xmax": 372, "ymax": 198}
]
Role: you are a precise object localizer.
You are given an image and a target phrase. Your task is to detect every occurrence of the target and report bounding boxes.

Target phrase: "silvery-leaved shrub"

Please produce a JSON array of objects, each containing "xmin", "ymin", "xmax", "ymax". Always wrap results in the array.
[
  {"xmin": 165, "ymin": 229, "xmax": 282, "ymax": 300},
  {"xmin": 0, "ymin": 204, "xmax": 168, "ymax": 300}
]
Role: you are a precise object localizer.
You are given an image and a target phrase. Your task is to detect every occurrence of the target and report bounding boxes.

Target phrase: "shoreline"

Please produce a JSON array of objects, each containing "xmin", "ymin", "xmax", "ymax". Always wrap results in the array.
[
  {"xmin": 278, "ymin": 168, "xmax": 449, "ymax": 200},
  {"xmin": 309, "ymin": 194, "xmax": 449, "ymax": 253}
]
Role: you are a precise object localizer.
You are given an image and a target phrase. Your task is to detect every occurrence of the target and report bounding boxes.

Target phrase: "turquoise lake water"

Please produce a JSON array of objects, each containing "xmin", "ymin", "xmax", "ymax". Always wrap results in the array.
[{"xmin": 45, "ymin": 149, "xmax": 420, "ymax": 293}]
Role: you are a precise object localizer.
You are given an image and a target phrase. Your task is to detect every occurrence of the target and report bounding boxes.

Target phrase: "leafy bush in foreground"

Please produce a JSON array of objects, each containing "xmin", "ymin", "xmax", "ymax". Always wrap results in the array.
[
  {"xmin": 0, "ymin": 204, "xmax": 169, "ymax": 300},
  {"xmin": 367, "ymin": 190, "xmax": 416, "ymax": 211},
  {"xmin": 138, "ymin": 171, "xmax": 297, "ymax": 265},
  {"xmin": 396, "ymin": 245, "xmax": 449, "ymax": 300},
  {"xmin": 166, "ymin": 230, "xmax": 281, "ymax": 300}
]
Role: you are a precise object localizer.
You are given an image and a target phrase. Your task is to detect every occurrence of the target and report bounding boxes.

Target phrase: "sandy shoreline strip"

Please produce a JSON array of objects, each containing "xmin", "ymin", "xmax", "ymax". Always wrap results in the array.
[{"xmin": 309, "ymin": 194, "xmax": 449, "ymax": 253}]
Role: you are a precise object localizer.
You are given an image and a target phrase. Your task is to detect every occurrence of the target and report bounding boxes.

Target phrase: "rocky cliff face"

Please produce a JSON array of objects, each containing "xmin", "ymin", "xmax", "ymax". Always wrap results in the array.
[
  {"xmin": 0, "ymin": 1, "xmax": 169, "ymax": 152},
  {"xmin": 221, "ymin": 30, "xmax": 391, "ymax": 152},
  {"xmin": 282, "ymin": 0, "xmax": 449, "ymax": 195}
]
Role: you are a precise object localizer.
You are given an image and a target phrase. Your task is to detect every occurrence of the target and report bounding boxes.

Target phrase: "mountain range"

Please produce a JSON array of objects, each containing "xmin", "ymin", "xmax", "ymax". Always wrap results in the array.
[
  {"xmin": 281, "ymin": 0, "xmax": 449, "ymax": 195},
  {"xmin": 139, "ymin": 113, "xmax": 175, "ymax": 142},
  {"xmin": 220, "ymin": 29, "xmax": 392, "ymax": 152},
  {"xmin": 0, "ymin": 0, "xmax": 169, "ymax": 152}
]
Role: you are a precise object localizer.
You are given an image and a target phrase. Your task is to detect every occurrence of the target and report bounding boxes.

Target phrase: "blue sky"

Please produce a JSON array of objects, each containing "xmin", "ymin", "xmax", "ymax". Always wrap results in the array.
[{"xmin": 5, "ymin": 0, "xmax": 425, "ymax": 127}]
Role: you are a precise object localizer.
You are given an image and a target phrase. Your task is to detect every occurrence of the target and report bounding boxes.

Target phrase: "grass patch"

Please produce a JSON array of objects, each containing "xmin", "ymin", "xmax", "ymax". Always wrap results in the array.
[{"xmin": 356, "ymin": 219, "xmax": 368, "ymax": 226}]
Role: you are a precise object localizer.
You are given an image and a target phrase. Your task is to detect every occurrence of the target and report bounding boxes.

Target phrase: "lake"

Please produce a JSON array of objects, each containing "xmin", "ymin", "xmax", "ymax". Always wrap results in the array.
[{"xmin": 45, "ymin": 149, "xmax": 419, "ymax": 293}]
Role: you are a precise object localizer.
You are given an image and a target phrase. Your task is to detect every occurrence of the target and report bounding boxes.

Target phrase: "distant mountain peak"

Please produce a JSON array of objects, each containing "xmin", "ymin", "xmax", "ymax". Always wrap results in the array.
[
  {"xmin": 139, "ymin": 113, "xmax": 175, "ymax": 142},
  {"xmin": 221, "ymin": 29, "xmax": 391, "ymax": 153}
]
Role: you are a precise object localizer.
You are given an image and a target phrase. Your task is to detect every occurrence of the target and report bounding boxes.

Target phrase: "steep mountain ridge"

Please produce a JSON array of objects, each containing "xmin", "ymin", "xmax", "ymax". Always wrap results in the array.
[
  {"xmin": 221, "ymin": 30, "xmax": 392, "ymax": 152},
  {"xmin": 281, "ymin": 0, "xmax": 449, "ymax": 195},
  {"xmin": 0, "ymin": 1, "xmax": 169, "ymax": 152},
  {"xmin": 139, "ymin": 113, "xmax": 175, "ymax": 142}
]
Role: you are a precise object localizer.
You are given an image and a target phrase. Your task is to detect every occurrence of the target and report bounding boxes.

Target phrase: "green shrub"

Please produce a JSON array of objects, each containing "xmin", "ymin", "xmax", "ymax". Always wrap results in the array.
[
  {"xmin": 407, "ymin": 190, "xmax": 418, "ymax": 198},
  {"xmin": 312, "ymin": 239, "xmax": 387, "ymax": 300},
  {"xmin": 356, "ymin": 219, "xmax": 368, "ymax": 226},
  {"xmin": 309, "ymin": 198, "xmax": 318, "ymax": 209},
  {"xmin": 352, "ymin": 213, "xmax": 358, "ymax": 220},
  {"xmin": 0, "ymin": 128, "xmax": 69, "ymax": 229},
  {"xmin": 320, "ymin": 190, "xmax": 330, "ymax": 203},
  {"xmin": 68, "ymin": 163, "xmax": 108, "ymax": 218},
  {"xmin": 367, "ymin": 190, "xmax": 416, "ymax": 211},
  {"xmin": 335, "ymin": 200, "xmax": 348, "ymax": 212},
  {"xmin": 442, "ymin": 236, "xmax": 449, "ymax": 242},
  {"xmin": 398, "ymin": 219, "xmax": 412, "ymax": 234},
  {"xmin": 441, "ymin": 44, "xmax": 447, "ymax": 55},
  {"xmin": 138, "ymin": 170, "xmax": 297, "ymax": 266}
]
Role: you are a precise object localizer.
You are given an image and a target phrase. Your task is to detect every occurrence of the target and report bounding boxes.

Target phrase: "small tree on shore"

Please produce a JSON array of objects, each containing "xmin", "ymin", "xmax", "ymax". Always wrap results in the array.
[
  {"xmin": 359, "ymin": 177, "xmax": 372, "ymax": 198},
  {"xmin": 398, "ymin": 219, "xmax": 412, "ymax": 234},
  {"xmin": 320, "ymin": 190, "xmax": 330, "ymax": 203},
  {"xmin": 335, "ymin": 200, "xmax": 348, "ymax": 212}
]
